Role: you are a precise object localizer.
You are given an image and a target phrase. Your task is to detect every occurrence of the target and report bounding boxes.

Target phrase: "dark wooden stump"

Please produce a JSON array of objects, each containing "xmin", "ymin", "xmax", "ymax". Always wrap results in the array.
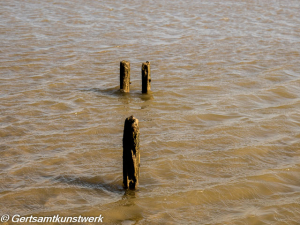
[
  {"xmin": 123, "ymin": 116, "xmax": 140, "ymax": 189},
  {"xmin": 142, "ymin": 61, "xmax": 151, "ymax": 93},
  {"xmin": 120, "ymin": 60, "xmax": 130, "ymax": 92}
]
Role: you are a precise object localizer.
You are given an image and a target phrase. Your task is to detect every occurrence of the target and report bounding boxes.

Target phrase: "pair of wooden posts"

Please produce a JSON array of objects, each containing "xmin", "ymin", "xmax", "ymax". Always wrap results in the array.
[
  {"xmin": 121, "ymin": 61, "xmax": 149, "ymax": 189},
  {"xmin": 120, "ymin": 60, "xmax": 151, "ymax": 93}
]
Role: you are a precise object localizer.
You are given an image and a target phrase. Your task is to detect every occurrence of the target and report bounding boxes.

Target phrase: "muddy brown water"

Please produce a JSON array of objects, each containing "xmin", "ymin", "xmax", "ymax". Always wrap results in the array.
[{"xmin": 1, "ymin": 0, "xmax": 300, "ymax": 224}]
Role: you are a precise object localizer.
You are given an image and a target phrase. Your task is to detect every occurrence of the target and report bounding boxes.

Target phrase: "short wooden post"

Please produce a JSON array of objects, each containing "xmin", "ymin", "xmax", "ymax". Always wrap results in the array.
[
  {"xmin": 120, "ymin": 60, "xmax": 130, "ymax": 92},
  {"xmin": 142, "ymin": 61, "xmax": 151, "ymax": 93},
  {"xmin": 123, "ymin": 116, "xmax": 140, "ymax": 189}
]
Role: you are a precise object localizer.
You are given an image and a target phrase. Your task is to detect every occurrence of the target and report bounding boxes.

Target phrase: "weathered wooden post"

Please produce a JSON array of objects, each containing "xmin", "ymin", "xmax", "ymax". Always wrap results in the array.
[
  {"xmin": 123, "ymin": 116, "xmax": 140, "ymax": 189},
  {"xmin": 120, "ymin": 60, "xmax": 130, "ymax": 92},
  {"xmin": 142, "ymin": 61, "xmax": 151, "ymax": 93}
]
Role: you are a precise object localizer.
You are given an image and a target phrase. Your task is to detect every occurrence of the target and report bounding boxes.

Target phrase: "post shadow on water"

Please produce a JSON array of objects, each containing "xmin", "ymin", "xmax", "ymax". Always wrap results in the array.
[
  {"xmin": 53, "ymin": 175, "xmax": 124, "ymax": 194},
  {"xmin": 80, "ymin": 87, "xmax": 154, "ymax": 102},
  {"xmin": 53, "ymin": 175, "xmax": 143, "ymax": 223},
  {"xmin": 53, "ymin": 175, "xmax": 140, "ymax": 200}
]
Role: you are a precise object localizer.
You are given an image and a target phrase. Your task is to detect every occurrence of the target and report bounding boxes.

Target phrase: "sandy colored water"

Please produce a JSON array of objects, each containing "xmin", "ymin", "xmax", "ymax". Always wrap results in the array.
[{"xmin": 1, "ymin": 0, "xmax": 300, "ymax": 224}]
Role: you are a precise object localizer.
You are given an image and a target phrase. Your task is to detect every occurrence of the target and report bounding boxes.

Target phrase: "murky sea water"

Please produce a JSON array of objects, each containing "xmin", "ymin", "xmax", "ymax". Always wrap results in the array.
[{"xmin": 1, "ymin": 0, "xmax": 300, "ymax": 224}]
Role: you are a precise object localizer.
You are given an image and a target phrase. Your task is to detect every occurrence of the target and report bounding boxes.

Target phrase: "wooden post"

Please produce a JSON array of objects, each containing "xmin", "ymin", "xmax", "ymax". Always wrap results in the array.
[
  {"xmin": 120, "ymin": 60, "xmax": 130, "ymax": 92},
  {"xmin": 142, "ymin": 61, "xmax": 151, "ymax": 93},
  {"xmin": 123, "ymin": 116, "xmax": 140, "ymax": 189}
]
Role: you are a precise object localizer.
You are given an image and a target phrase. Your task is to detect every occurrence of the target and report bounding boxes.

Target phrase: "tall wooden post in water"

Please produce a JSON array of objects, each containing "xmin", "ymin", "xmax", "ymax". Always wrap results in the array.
[
  {"xmin": 142, "ymin": 61, "xmax": 151, "ymax": 93},
  {"xmin": 120, "ymin": 60, "xmax": 130, "ymax": 92},
  {"xmin": 123, "ymin": 116, "xmax": 140, "ymax": 189}
]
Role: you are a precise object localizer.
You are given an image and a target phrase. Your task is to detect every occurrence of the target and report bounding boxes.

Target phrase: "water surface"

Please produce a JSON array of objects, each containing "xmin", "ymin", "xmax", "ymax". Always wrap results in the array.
[{"xmin": 1, "ymin": 0, "xmax": 300, "ymax": 224}]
